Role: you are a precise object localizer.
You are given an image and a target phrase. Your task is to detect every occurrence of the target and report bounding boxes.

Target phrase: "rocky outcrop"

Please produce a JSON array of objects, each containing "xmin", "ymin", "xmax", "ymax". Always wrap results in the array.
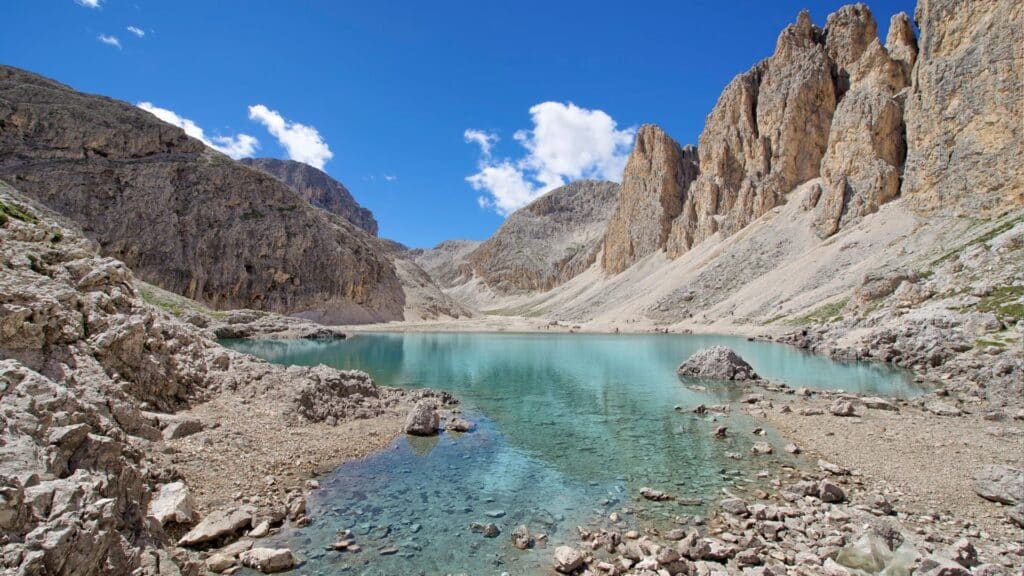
[
  {"xmin": 901, "ymin": 0, "xmax": 1024, "ymax": 214},
  {"xmin": 676, "ymin": 346, "xmax": 760, "ymax": 381},
  {"xmin": 0, "ymin": 65, "xmax": 403, "ymax": 324},
  {"xmin": 468, "ymin": 180, "xmax": 620, "ymax": 292},
  {"xmin": 405, "ymin": 400, "xmax": 440, "ymax": 435},
  {"xmin": 813, "ymin": 20, "xmax": 916, "ymax": 237},
  {"xmin": 602, "ymin": 127, "xmax": 698, "ymax": 273},
  {"xmin": 667, "ymin": 10, "xmax": 838, "ymax": 256},
  {"xmin": 239, "ymin": 157, "xmax": 378, "ymax": 235},
  {"xmin": 411, "ymin": 240, "xmax": 481, "ymax": 288},
  {"xmin": 0, "ymin": 181, "xmax": 443, "ymax": 574}
]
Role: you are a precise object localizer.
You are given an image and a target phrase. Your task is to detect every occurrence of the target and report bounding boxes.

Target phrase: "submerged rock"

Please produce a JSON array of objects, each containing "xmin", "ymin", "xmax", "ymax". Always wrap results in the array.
[{"xmin": 676, "ymin": 346, "xmax": 760, "ymax": 381}]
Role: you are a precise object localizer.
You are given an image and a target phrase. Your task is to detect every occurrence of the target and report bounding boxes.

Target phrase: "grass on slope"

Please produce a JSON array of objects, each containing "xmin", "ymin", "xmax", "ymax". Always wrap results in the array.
[
  {"xmin": 138, "ymin": 282, "xmax": 228, "ymax": 320},
  {"xmin": 974, "ymin": 285, "xmax": 1024, "ymax": 324},
  {"xmin": 0, "ymin": 199, "xmax": 39, "ymax": 226},
  {"xmin": 785, "ymin": 298, "xmax": 849, "ymax": 326}
]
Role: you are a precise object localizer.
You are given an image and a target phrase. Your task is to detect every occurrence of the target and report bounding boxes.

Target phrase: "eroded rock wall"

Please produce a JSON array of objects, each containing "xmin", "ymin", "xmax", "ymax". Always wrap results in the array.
[{"xmin": 0, "ymin": 66, "xmax": 403, "ymax": 323}]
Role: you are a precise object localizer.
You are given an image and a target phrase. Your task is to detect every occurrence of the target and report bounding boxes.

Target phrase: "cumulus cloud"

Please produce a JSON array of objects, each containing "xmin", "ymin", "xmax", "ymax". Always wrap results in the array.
[
  {"xmin": 126, "ymin": 26, "xmax": 145, "ymax": 37},
  {"xmin": 384, "ymin": 174, "xmax": 397, "ymax": 182},
  {"xmin": 76, "ymin": 0, "xmax": 101, "ymax": 8},
  {"xmin": 463, "ymin": 129, "xmax": 498, "ymax": 158},
  {"xmin": 248, "ymin": 105, "xmax": 333, "ymax": 170},
  {"xmin": 97, "ymin": 34, "xmax": 121, "ymax": 49},
  {"xmin": 466, "ymin": 102, "xmax": 634, "ymax": 216},
  {"xmin": 137, "ymin": 102, "xmax": 259, "ymax": 159}
]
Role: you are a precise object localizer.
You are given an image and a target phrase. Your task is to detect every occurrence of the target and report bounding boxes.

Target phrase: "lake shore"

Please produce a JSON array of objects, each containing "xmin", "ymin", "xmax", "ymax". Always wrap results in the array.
[{"xmin": 330, "ymin": 316, "xmax": 1024, "ymax": 573}]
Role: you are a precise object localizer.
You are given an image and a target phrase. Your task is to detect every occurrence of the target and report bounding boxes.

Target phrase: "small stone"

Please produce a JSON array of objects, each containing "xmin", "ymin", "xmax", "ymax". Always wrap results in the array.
[
  {"xmin": 640, "ymin": 487, "xmax": 672, "ymax": 501},
  {"xmin": 511, "ymin": 524, "xmax": 532, "ymax": 550},
  {"xmin": 711, "ymin": 426, "xmax": 728, "ymax": 439},
  {"xmin": 206, "ymin": 553, "xmax": 235, "ymax": 573},
  {"xmin": 751, "ymin": 442, "xmax": 773, "ymax": 455},
  {"xmin": 830, "ymin": 400, "xmax": 856, "ymax": 417},
  {"xmin": 819, "ymin": 480, "xmax": 846, "ymax": 503},
  {"xmin": 784, "ymin": 443, "xmax": 801, "ymax": 454}
]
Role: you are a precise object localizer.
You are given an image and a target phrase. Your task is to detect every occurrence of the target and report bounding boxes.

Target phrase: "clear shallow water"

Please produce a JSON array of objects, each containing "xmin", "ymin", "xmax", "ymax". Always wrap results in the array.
[{"xmin": 222, "ymin": 332, "xmax": 920, "ymax": 575}]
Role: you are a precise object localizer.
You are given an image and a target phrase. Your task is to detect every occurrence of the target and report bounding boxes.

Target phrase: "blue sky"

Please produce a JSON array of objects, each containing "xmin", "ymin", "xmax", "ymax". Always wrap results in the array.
[{"xmin": 2, "ymin": 0, "xmax": 914, "ymax": 248}]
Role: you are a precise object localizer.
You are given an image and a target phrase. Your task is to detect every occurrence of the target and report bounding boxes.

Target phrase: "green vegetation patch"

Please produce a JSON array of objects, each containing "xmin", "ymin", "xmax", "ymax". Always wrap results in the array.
[
  {"xmin": 975, "ymin": 338, "xmax": 1007, "ymax": 349},
  {"xmin": 138, "ymin": 282, "xmax": 228, "ymax": 320},
  {"xmin": 787, "ymin": 298, "xmax": 848, "ymax": 326},
  {"xmin": 974, "ymin": 285, "xmax": 1024, "ymax": 323},
  {"xmin": 930, "ymin": 214, "xmax": 1024, "ymax": 266},
  {"xmin": 0, "ymin": 200, "xmax": 39, "ymax": 226}
]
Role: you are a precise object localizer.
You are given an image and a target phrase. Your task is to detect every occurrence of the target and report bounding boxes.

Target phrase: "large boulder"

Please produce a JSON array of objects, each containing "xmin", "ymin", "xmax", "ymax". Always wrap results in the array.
[
  {"xmin": 405, "ymin": 400, "xmax": 440, "ymax": 436},
  {"xmin": 147, "ymin": 481, "xmax": 195, "ymax": 526},
  {"xmin": 178, "ymin": 507, "xmax": 254, "ymax": 547},
  {"xmin": 239, "ymin": 547, "xmax": 296, "ymax": 573},
  {"xmin": 553, "ymin": 546, "xmax": 585, "ymax": 573},
  {"xmin": 677, "ymin": 346, "xmax": 759, "ymax": 381},
  {"xmin": 972, "ymin": 465, "xmax": 1023, "ymax": 505}
]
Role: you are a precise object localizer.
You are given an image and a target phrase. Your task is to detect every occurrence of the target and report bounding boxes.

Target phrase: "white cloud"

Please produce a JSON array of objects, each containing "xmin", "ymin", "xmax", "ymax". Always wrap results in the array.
[
  {"xmin": 248, "ymin": 105, "xmax": 333, "ymax": 170},
  {"xmin": 137, "ymin": 102, "xmax": 259, "ymax": 159},
  {"xmin": 384, "ymin": 174, "xmax": 397, "ymax": 182},
  {"xmin": 97, "ymin": 34, "xmax": 121, "ymax": 49},
  {"xmin": 127, "ymin": 26, "xmax": 145, "ymax": 37},
  {"xmin": 466, "ymin": 102, "xmax": 635, "ymax": 216},
  {"xmin": 76, "ymin": 0, "xmax": 101, "ymax": 8},
  {"xmin": 463, "ymin": 129, "xmax": 498, "ymax": 158}
]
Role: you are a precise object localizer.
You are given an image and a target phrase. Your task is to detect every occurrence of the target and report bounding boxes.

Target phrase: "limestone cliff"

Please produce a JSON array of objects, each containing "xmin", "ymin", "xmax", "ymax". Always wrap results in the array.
[
  {"xmin": 601, "ymin": 126, "xmax": 698, "ymax": 274},
  {"xmin": 0, "ymin": 66, "xmax": 403, "ymax": 324},
  {"xmin": 812, "ymin": 15, "xmax": 917, "ymax": 237},
  {"xmin": 239, "ymin": 157, "xmax": 379, "ymax": 235},
  {"xmin": 901, "ymin": 0, "xmax": 1024, "ymax": 214},
  {"xmin": 667, "ymin": 10, "xmax": 839, "ymax": 256},
  {"xmin": 467, "ymin": 180, "xmax": 620, "ymax": 293}
]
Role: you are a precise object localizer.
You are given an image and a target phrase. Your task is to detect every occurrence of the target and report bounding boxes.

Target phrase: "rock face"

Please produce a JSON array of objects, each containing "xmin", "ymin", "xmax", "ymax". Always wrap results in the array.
[
  {"xmin": 813, "ymin": 26, "xmax": 915, "ymax": 237},
  {"xmin": 468, "ymin": 180, "xmax": 620, "ymax": 292},
  {"xmin": 410, "ymin": 240, "xmax": 481, "ymax": 288},
  {"xmin": 239, "ymin": 157, "xmax": 378, "ymax": 235},
  {"xmin": 0, "ymin": 65, "xmax": 403, "ymax": 324},
  {"xmin": 602, "ymin": 126, "xmax": 698, "ymax": 273},
  {"xmin": 676, "ymin": 346, "xmax": 760, "ymax": 381},
  {"xmin": 668, "ymin": 10, "xmax": 838, "ymax": 256},
  {"xmin": 901, "ymin": 0, "xmax": 1024, "ymax": 214}
]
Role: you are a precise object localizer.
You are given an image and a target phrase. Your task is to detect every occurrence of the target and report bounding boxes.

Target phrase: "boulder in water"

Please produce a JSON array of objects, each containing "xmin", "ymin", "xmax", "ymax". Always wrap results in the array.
[
  {"xmin": 676, "ymin": 346, "xmax": 759, "ymax": 381},
  {"xmin": 405, "ymin": 400, "xmax": 440, "ymax": 436}
]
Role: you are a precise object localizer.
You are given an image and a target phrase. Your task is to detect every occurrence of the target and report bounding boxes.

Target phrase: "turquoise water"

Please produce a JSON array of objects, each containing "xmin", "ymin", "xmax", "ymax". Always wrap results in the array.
[{"xmin": 222, "ymin": 332, "xmax": 919, "ymax": 575}]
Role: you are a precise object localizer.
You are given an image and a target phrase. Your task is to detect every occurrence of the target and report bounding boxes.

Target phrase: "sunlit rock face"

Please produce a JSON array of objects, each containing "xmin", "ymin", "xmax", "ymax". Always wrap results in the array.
[{"xmin": 901, "ymin": 0, "xmax": 1024, "ymax": 215}]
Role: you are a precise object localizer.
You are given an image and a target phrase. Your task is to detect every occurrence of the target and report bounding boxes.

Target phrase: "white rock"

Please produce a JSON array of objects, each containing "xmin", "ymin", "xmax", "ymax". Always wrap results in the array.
[{"xmin": 147, "ymin": 481, "xmax": 195, "ymax": 526}]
